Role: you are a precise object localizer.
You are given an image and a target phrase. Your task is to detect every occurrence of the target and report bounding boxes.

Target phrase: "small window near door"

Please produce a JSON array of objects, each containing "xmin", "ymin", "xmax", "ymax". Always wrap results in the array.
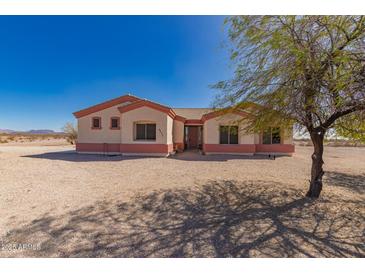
[
  {"xmin": 92, "ymin": 117, "xmax": 101, "ymax": 129},
  {"xmin": 262, "ymin": 127, "xmax": 281, "ymax": 144},
  {"xmin": 135, "ymin": 123, "xmax": 156, "ymax": 140},
  {"xmin": 272, "ymin": 127, "xmax": 281, "ymax": 144},
  {"xmin": 219, "ymin": 126, "xmax": 229, "ymax": 144},
  {"xmin": 262, "ymin": 129, "xmax": 271, "ymax": 144},
  {"xmin": 110, "ymin": 117, "xmax": 120, "ymax": 129},
  {"xmin": 219, "ymin": 126, "xmax": 239, "ymax": 144}
]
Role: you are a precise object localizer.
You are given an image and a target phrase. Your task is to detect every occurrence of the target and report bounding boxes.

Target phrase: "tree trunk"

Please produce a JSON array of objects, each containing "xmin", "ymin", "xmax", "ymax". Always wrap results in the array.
[{"xmin": 306, "ymin": 130, "xmax": 325, "ymax": 198}]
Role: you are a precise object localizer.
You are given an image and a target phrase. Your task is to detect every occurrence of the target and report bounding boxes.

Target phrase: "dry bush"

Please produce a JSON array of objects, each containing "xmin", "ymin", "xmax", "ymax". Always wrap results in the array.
[{"xmin": 62, "ymin": 123, "xmax": 77, "ymax": 145}]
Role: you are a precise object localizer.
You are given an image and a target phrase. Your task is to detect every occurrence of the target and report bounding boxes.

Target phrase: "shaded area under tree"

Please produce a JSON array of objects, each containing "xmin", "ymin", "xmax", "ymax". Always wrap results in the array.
[{"xmin": 2, "ymin": 180, "xmax": 364, "ymax": 257}]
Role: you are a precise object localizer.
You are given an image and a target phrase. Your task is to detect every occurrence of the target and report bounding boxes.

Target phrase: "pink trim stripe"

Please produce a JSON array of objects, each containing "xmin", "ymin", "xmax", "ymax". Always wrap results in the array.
[
  {"xmin": 203, "ymin": 144, "xmax": 295, "ymax": 154},
  {"xmin": 76, "ymin": 143, "xmax": 173, "ymax": 154},
  {"xmin": 76, "ymin": 143, "xmax": 120, "ymax": 153},
  {"xmin": 120, "ymin": 144, "xmax": 173, "ymax": 153},
  {"xmin": 77, "ymin": 143, "xmax": 294, "ymax": 154},
  {"xmin": 255, "ymin": 144, "xmax": 295, "ymax": 153}
]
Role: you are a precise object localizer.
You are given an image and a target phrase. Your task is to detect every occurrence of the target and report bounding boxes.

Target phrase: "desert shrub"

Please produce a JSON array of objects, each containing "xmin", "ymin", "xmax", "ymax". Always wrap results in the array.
[{"xmin": 62, "ymin": 122, "xmax": 78, "ymax": 145}]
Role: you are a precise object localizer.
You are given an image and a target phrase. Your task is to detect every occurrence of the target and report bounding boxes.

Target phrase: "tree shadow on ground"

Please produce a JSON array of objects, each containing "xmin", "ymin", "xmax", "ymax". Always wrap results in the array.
[
  {"xmin": 22, "ymin": 150, "xmax": 285, "ymax": 163},
  {"xmin": 324, "ymin": 171, "xmax": 365, "ymax": 194},
  {"xmin": 2, "ymin": 181, "xmax": 364, "ymax": 258},
  {"xmin": 22, "ymin": 151, "xmax": 125, "ymax": 162}
]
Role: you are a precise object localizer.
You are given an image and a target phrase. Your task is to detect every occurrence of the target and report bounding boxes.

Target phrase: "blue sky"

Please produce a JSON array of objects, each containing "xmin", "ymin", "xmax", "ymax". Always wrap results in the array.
[{"xmin": 0, "ymin": 16, "xmax": 233, "ymax": 131}]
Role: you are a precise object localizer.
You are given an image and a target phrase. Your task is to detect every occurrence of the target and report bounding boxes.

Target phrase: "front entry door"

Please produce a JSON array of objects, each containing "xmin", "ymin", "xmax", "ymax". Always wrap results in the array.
[{"xmin": 187, "ymin": 126, "xmax": 199, "ymax": 149}]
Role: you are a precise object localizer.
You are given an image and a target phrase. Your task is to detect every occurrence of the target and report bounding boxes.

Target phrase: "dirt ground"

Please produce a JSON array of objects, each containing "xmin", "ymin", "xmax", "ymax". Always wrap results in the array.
[
  {"xmin": 0, "ymin": 145, "xmax": 364, "ymax": 257},
  {"xmin": 0, "ymin": 134, "xmax": 69, "ymax": 146}
]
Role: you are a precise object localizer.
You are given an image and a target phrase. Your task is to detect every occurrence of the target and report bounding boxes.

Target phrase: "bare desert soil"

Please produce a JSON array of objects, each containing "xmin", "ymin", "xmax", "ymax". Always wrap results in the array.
[
  {"xmin": 0, "ymin": 134, "xmax": 69, "ymax": 146},
  {"xmin": 0, "ymin": 145, "xmax": 364, "ymax": 257}
]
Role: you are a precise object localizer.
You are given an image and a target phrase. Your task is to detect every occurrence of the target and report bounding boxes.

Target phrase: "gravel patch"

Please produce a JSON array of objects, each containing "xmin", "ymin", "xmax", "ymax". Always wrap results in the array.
[{"xmin": 0, "ymin": 145, "xmax": 364, "ymax": 257}]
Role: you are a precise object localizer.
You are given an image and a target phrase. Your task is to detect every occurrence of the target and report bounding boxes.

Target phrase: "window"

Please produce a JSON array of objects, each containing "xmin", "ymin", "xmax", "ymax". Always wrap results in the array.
[
  {"xmin": 92, "ymin": 117, "xmax": 101, "ymax": 129},
  {"xmin": 262, "ymin": 127, "xmax": 281, "ymax": 144},
  {"xmin": 219, "ymin": 126, "xmax": 239, "ymax": 144},
  {"xmin": 220, "ymin": 126, "xmax": 229, "ymax": 144},
  {"xmin": 230, "ymin": 126, "xmax": 239, "ymax": 144},
  {"xmin": 135, "ymin": 123, "xmax": 156, "ymax": 140},
  {"xmin": 263, "ymin": 129, "xmax": 271, "ymax": 144},
  {"xmin": 271, "ymin": 128, "xmax": 281, "ymax": 144},
  {"xmin": 110, "ymin": 117, "xmax": 120, "ymax": 129}
]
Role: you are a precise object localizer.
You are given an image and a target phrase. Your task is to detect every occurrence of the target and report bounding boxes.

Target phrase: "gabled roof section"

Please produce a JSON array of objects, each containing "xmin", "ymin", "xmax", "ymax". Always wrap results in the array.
[
  {"xmin": 73, "ymin": 94, "xmax": 140, "ymax": 118},
  {"xmin": 201, "ymin": 108, "xmax": 251, "ymax": 122},
  {"xmin": 118, "ymin": 99, "xmax": 177, "ymax": 119},
  {"xmin": 172, "ymin": 108, "xmax": 212, "ymax": 120},
  {"xmin": 73, "ymin": 94, "xmax": 256, "ymax": 122}
]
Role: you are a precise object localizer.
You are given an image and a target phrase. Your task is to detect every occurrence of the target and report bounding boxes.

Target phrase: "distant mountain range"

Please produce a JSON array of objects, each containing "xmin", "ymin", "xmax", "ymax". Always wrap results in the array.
[{"xmin": 0, "ymin": 129, "xmax": 64, "ymax": 134}]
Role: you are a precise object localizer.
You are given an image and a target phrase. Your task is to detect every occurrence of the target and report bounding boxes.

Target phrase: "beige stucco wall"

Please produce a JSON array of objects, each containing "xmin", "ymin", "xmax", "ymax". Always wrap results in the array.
[
  {"xmin": 173, "ymin": 120, "xmax": 185, "ymax": 144},
  {"xmin": 77, "ymin": 103, "xmax": 294, "ymax": 146},
  {"xmin": 203, "ymin": 113, "xmax": 255, "ymax": 144},
  {"xmin": 166, "ymin": 116, "xmax": 174, "ymax": 145},
  {"xmin": 77, "ymin": 104, "xmax": 172, "ymax": 145},
  {"xmin": 77, "ymin": 104, "xmax": 123, "ymax": 143},
  {"xmin": 121, "ymin": 106, "xmax": 170, "ymax": 144},
  {"xmin": 282, "ymin": 127, "xmax": 293, "ymax": 144}
]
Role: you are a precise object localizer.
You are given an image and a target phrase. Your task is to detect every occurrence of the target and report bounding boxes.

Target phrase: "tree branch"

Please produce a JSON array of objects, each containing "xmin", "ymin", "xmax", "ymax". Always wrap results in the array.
[
  {"xmin": 318, "ymin": 16, "xmax": 365, "ymax": 78},
  {"xmin": 322, "ymin": 103, "xmax": 365, "ymax": 129}
]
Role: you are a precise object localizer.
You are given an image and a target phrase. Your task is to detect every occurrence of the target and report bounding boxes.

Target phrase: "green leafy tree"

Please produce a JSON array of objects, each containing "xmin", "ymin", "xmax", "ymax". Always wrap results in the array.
[
  {"xmin": 62, "ymin": 122, "xmax": 78, "ymax": 145},
  {"xmin": 336, "ymin": 112, "xmax": 365, "ymax": 143},
  {"xmin": 215, "ymin": 16, "xmax": 365, "ymax": 198}
]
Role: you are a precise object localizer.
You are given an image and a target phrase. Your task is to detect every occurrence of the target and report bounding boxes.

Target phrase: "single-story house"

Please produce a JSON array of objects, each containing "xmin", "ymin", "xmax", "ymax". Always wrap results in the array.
[{"xmin": 73, "ymin": 94, "xmax": 295, "ymax": 156}]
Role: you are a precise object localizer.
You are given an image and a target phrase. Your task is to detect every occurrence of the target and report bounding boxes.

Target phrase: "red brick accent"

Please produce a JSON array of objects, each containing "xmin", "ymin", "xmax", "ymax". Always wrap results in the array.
[
  {"xmin": 76, "ymin": 143, "xmax": 174, "ymax": 154},
  {"xmin": 77, "ymin": 143, "xmax": 294, "ymax": 155},
  {"xmin": 203, "ymin": 144, "xmax": 295, "ymax": 154},
  {"xmin": 120, "ymin": 144, "xmax": 173, "ymax": 153},
  {"xmin": 255, "ymin": 144, "xmax": 295, "ymax": 153},
  {"xmin": 76, "ymin": 143, "xmax": 120, "ymax": 153}
]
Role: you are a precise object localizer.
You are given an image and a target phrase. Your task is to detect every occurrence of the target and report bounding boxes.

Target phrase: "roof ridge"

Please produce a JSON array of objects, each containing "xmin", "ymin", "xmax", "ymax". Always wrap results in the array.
[
  {"xmin": 172, "ymin": 107, "xmax": 212, "ymax": 109},
  {"xmin": 73, "ymin": 93, "xmax": 140, "ymax": 118},
  {"xmin": 137, "ymin": 98, "xmax": 172, "ymax": 110}
]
